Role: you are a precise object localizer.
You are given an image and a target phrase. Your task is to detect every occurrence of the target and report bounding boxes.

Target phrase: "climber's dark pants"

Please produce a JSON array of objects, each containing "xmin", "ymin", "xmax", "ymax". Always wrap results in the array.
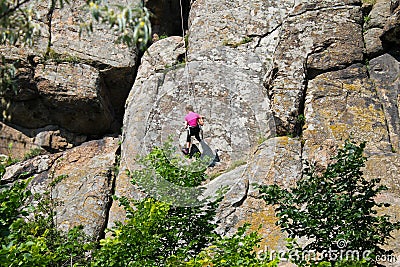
[{"xmin": 187, "ymin": 125, "xmax": 202, "ymax": 143}]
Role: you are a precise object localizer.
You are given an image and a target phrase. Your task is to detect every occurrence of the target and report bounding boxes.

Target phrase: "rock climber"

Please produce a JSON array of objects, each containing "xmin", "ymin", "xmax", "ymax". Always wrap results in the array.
[{"xmin": 182, "ymin": 104, "xmax": 204, "ymax": 155}]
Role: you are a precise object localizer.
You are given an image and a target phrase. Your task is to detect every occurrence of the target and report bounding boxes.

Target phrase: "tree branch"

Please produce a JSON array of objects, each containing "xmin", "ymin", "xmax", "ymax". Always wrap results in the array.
[{"xmin": 0, "ymin": 0, "xmax": 32, "ymax": 21}]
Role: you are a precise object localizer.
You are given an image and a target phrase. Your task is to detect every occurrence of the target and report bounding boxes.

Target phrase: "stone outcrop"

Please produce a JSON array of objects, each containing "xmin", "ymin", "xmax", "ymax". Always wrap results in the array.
[
  {"xmin": 32, "ymin": 125, "xmax": 87, "ymax": 152},
  {"xmin": 8, "ymin": 62, "xmax": 116, "ymax": 134},
  {"xmin": 369, "ymin": 53, "xmax": 400, "ymax": 152},
  {"xmin": 0, "ymin": 122, "xmax": 41, "ymax": 159},
  {"xmin": 268, "ymin": 0, "xmax": 364, "ymax": 135},
  {"xmin": 110, "ymin": 0, "xmax": 400, "ymax": 260},
  {"xmin": 2, "ymin": 137, "xmax": 119, "ymax": 239},
  {"xmin": 108, "ymin": 31, "xmax": 277, "ymax": 226},
  {"xmin": 302, "ymin": 63, "xmax": 392, "ymax": 157},
  {"xmin": 0, "ymin": 122, "xmax": 87, "ymax": 160},
  {"xmin": 110, "ymin": 36, "xmax": 188, "ymax": 211},
  {"xmin": 363, "ymin": 0, "xmax": 394, "ymax": 56},
  {"xmin": 380, "ymin": 1, "xmax": 400, "ymax": 53},
  {"xmin": 0, "ymin": 0, "xmax": 140, "ymax": 154},
  {"xmin": 3, "ymin": 0, "xmax": 400, "ymax": 264}
]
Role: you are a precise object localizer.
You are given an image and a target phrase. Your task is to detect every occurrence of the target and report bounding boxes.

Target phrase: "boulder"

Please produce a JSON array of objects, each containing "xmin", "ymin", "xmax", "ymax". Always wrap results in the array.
[
  {"xmin": 32, "ymin": 125, "xmax": 87, "ymax": 151},
  {"xmin": 0, "ymin": 122, "xmax": 41, "ymax": 159},
  {"xmin": 2, "ymin": 137, "xmax": 119, "ymax": 239},
  {"xmin": 6, "ymin": 62, "xmax": 116, "ymax": 135},
  {"xmin": 381, "ymin": 4, "xmax": 400, "ymax": 54},
  {"xmin": 363, "ymin": 0, "xmax": 393, "ymax": 56},
  {"xmin": 0, "ymin": 0, "xmax": 141, "ymax": 143}
]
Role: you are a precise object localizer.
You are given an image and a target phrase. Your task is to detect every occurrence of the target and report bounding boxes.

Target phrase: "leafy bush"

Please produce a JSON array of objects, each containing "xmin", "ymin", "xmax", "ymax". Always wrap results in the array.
[
  {"xmin": 92, "ymin": 196, "xmax": 217, "ymax": 266},
  {"xmin": 129, "ymin": 140, "xmax": 214, "ymax": 207},
  {"xmin": 179, "ymin": 223, "xmax": 279, "ymax": 267},
  {"xmin": 0, "ymin": 180, "xmax": 32, "ymax": 239},
  {"xmin": 137, "ymin": 143, "xmax": 207, "ymax": 187},
  {"xmin": 259, "ymin": 140, "xmax": 400, "ymax": 266},
  {"xmin": 0, "ymin": 171, "xmax": 93, "ymax": 266}
]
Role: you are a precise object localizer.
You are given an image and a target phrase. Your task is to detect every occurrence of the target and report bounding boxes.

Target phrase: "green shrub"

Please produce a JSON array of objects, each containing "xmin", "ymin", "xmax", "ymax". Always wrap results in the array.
[
  {"xmin": 139, "ymin": 143, "xmax": 207, "ymax": 187},
  {"xmin": 92, "ymin": 196, "xmax": 218, "ymax": 266},
  {"xmin": 259, "ymin": 140, "xmax": 400, "ymax": 266},
  {"xmin": 0, "ymin": 173, "xmax": 93, "ymax": 266},
  {"xmin": 128, "ymin": 140, "xmax": 212, "ymax": 206},
  {"xmin": 0, "ymin": 180, "xmax": 32, "ymax": 239},
  {"xmin": 92, "ymin": 141, "xmax": 219, "ymax": 266},
  {"xmin": 180, "ymin": 223, "xmax": 280, "ymax": 267}
]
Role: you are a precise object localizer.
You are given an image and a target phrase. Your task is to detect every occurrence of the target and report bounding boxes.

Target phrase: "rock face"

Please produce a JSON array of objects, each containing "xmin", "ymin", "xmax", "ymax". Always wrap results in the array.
[
  {"xmin": 3, "ymin": 0, "xmax": 400, "ymax": 263},
  {"xmin": 363, "ymin": 0, "xmax": 393, "ymax": 56},
  {"xmin": 213, "ymin": 137, "xmax": 302, "ymax": 251},
  {"xmin": 111, "ymin": 0, "xmax": 400, "ymax": 259},
  {"xmin": 369, "ymin": 53, "xmax": 400, "ymax": 152},
  {"xmin": 380, "ymin": 1, "xmax": 400, "ymax": 53},
  {"xmin": 8, "ymin": 62, "xmax": 116, "ymax": 134},
  {"xmin": 0, "ymin": 122, "xmax": 41, "ymax": 159},
  {"xmin": 303, "ymin": 64, "xmax": 392, "ymax": 156},
  {"xmin": 2, "ymin": 137, "xmax": 119, "ymax": 238},
  {"xmin": 0, "ymin": 0, "xmax": 140, "ymax": 155}
]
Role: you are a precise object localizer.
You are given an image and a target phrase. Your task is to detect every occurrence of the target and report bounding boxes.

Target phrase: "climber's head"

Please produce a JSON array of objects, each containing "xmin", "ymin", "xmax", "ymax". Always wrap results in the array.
[{"xmin": 185, "ymin": 105, "xmax": 194, "ymax": 113}]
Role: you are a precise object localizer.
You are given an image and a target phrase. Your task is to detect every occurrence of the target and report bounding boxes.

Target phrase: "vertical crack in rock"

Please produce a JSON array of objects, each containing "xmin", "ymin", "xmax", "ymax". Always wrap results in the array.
[
  {"xmin": 268, "ymin": 3, "xmax": 365, "ymax": 136},
  {"xmin": 369, "ymin": 54, "xmax": 400, "ymax": 152},
  {"xmin": 264, "ymin": 67, "xmax": 278, "ymax": 102},
  {"xmin": 143, "ymin": 73, "xmax": 165, "ymax": 137},
  {"xmin": 297, "ymin": 64, "xmax": 308, "ymax": 138},
  {"xmin": 100, "ymin": 144, "xmax": 121, "ymax": 241},
  {"xmin": 364, "ymin": 55, "xmax": 394, "ymax": 151},
  {"xmin": 376, "ymin": 88, "xmax": 395, "ymax": 153},
  {"xmin": 146, "ymin": 0, "xmax": 191, "ymax": 37}
]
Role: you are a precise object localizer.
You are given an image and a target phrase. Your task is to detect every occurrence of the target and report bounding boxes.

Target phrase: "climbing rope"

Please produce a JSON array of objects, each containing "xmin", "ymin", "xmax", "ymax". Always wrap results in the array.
[
  {"xmin": 179, "ymin": 0, "xmax": 220, "ymax": 149},
  {"xmin": 204, "ymin": 0, "xmax": 212, "ymax": 130},
  {"xmin": 179, "ymin": 0, "xmax": 195, "ymax": 107}
]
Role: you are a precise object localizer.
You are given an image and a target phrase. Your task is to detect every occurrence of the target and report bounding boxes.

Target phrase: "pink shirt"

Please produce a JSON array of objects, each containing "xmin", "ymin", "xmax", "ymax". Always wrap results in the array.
[{"xmin": 185, "ymin": 112, "xmax": 200, "ymax": 127}]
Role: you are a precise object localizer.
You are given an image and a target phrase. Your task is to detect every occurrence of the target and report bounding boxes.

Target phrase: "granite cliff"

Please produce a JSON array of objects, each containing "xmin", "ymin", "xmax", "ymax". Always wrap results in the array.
[{"xmin": 1, "ymin": 0, "xmax": 400, "ymax": 261}]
